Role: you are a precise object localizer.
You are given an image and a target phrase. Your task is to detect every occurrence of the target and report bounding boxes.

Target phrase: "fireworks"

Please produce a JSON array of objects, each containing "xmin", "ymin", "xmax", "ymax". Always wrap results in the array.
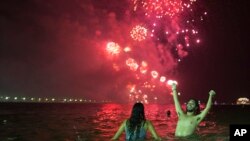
[
  {"xmin": 130, "ymin": 25, "xmax": 148, "ymax": 41},
  {"xmin": 160, "ymin": 76, "xmax": 166, "ymax": 82},
  {"xmin": 112, "ymin": 63, "xmax": 120, "ymax": 71},
  {"xmin": 196, "ymin": 39, "xmax": 200, "ymax": 43},
  {"xmin": 124, "ymin": 46, "xmax": 132, "ymax": 52},
  {"xmin": 126, "ymin": 58, "xmax": 139, "ymax": 71},
  {"xmin": 101, "ymin": 0, "xmax": 207, "ymax": 103},
  {"xmin": 106, "ymin": 42, "xmax": 121, "ymax": 55},
  {"xmin": 151, "ymin": 70, "xmax": 159, "ymax": 79},
  {"xmin": 132, "ymin": 0, "xmax": 197, "ymax": 18},
  {"xmin": 131, "ymin": 0, "xmax": 206, "ymax": 59},
  {"xmin": 139, "ymin": 61, "xmax": 148, "ymax": 74}
]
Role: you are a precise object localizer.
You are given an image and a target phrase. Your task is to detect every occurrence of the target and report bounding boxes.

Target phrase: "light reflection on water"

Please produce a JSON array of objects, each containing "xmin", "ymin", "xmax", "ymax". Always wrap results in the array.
[{"xmin": 0, "ymin": 103, "xmax": 249, "ymax": 141}]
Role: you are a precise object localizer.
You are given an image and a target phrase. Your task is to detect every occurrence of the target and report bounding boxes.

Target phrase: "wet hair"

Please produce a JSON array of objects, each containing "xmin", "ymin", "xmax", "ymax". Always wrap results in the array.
[
  {"xmin": 186, "ymin": 98, "xmax": 200, "ymax": 115},
  {"xmin": 127, "ymin": 102, "xmax": 146, "ymax": 139}
]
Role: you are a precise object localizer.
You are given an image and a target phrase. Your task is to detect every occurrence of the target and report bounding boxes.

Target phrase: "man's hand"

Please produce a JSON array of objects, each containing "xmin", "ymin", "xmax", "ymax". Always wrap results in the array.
[
  {"xmin": 172, "ymin": 83, "xmax": 177, "ymax": 91},
  {"xmin": 209, "ymin": 90, "xmax": 216, "ymax": 97}
]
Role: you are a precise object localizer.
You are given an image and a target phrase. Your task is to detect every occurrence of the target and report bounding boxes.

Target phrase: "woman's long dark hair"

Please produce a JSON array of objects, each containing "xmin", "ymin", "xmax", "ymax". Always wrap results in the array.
[{"xmin": 127, "ymin": 102, "xmax": 146, "ymax": 139}]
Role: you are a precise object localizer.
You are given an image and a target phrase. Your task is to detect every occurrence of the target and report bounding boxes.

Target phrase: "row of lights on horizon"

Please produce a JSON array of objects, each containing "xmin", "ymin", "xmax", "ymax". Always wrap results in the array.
[{"xmin": 0, "ymin": 96, "xmax": 111, "ymax": 103}]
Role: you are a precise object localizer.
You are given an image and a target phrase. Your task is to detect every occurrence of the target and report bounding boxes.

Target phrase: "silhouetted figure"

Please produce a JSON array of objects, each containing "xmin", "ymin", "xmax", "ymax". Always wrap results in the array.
[{"xmin": 166, "ymin": 110, "xmax": 171, "ymax": 117}]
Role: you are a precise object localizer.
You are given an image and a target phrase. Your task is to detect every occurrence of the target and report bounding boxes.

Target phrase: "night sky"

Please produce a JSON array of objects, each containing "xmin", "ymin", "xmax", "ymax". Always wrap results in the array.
[{"xmin": 0, "ymin": 0, "xmax": 249, "ymax": 103}]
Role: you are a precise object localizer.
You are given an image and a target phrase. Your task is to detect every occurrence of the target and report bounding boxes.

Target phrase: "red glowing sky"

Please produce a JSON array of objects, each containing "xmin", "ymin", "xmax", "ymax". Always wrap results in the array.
[{"xmin": 0, "ymin": 0, "xmax": 249, "ymax": 103}]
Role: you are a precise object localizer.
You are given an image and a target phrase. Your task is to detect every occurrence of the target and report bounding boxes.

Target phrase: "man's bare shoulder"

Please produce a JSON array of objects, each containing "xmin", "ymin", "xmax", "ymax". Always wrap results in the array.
[{"xmin": 178, "ymin": 113, "xmax": 188, "ymax": 119}]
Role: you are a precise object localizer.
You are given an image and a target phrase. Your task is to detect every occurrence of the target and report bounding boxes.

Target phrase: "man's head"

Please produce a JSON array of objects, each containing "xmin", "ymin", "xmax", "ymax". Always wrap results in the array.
[{"xmin": 186, "ymin": 99, "xmax": 200, "ymax": 114}]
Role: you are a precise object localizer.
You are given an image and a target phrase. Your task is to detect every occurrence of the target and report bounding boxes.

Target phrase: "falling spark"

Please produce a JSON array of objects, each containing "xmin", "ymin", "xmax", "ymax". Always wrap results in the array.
[
  {"xmin": 124, "ymin": 46, "xmax": 132, "ymax": 52},
  {"xmin": 151, "ymin": 70, "xmax": 159, "ymax": 78},
  {"xmin": 160, "ymin": 76, "xmax": 166, "ymax": 82}
]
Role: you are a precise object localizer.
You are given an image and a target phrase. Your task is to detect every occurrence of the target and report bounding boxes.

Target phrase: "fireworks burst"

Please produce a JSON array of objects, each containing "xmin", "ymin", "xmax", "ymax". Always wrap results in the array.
[
  {"xmin": 106, "ymin": 42, "xmax": 121, "ymax": 56},
  {"xmin": 130, "ymin": 25, "xmax": 148, "ymax": 41},
  {"xmin": 139, "ymin": 61, "xmax": 148, "ymax": 74},
  {"xmin": 126, "ymin": 58, "xmax": 139, "ymax": 71},
  {"xmin": 102, "ymin": 0, "xmax": 206, "ymax": 103},
  {"xmin": 132, "ymin": 0, "xmax": 197, "ymax": 18}
]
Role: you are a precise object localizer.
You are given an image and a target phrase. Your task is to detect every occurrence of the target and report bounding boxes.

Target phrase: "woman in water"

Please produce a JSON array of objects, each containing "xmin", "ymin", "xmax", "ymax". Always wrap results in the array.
[{"xmin": 111, "ymin": 102, "xmax": 161, "ymax": 141}]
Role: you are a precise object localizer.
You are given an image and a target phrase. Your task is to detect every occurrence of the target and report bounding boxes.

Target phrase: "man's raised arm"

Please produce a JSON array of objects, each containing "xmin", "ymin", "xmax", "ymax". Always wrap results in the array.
[
  {"xmin": 172, "ymin": 83, "xmax": 184, "ymax": 116},
  {"xmin": 197, "ymin": 90, "xmax": 216, "ymax": 123}
]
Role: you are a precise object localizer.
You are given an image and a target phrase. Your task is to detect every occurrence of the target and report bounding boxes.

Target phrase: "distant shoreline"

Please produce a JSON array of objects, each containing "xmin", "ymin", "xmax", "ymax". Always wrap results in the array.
[{"xmin": 0, "ymin": 101, "xmax": 250, "ymax": 106}]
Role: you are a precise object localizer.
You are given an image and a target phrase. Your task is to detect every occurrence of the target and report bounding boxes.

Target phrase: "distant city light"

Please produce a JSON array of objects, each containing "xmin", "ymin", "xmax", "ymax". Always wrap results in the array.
[
  {"xmin": 0, "ymin": 96, "xmax": 111, "ymax": 103},
  {"xmin": 237, "ymin": 97, "xmax": 250, "ymax": 105}
]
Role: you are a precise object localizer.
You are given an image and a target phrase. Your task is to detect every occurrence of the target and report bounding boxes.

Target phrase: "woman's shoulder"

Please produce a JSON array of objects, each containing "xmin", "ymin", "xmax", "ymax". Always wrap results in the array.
[
  {"xmin": 122, "ymin": 119, "xmax": 128, "ymax": 124},
  {"xmin": 117, "ymin": 119, "xmax": 128, "ymax": 127},
  {"xmin": 145, "ymin": 120, "xmax": 152, "ymax": 124},
  {"xmin": 143, "ymin": 120, "xmax": 153, "ymax": 127}
]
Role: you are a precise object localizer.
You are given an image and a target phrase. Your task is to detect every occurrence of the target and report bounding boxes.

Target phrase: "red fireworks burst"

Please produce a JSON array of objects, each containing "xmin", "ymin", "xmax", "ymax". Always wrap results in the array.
[
  {"xmin": 126, "ymin": 58, "xmax": 139, "ymax": 71},
  {"xmin": 139, "ymin": 61, "xmax": 148, "ymax": 74},
  {"xmin": 132, "ymin": 0, "xmax": 196, "ymax": 18},
  {"xmin": 106, "ymin": 42, "xmax": 121, "ymax": 55},
  {"xmin": 130, "ymin": 25, "xmax": 148, "ymax": 41}
]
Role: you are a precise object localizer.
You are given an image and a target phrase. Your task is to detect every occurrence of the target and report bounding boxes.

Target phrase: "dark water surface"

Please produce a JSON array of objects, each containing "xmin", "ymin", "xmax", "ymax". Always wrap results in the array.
[{"xmin": 0, "ymin": 103, "xmax": 249, "ymax": 141}]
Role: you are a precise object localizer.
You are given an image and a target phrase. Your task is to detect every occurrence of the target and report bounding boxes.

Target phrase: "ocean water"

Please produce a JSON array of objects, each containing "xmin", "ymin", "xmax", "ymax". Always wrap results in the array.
[{"xmin": 0, "ymin": 103, "xmax": 249, "ymax": 141}]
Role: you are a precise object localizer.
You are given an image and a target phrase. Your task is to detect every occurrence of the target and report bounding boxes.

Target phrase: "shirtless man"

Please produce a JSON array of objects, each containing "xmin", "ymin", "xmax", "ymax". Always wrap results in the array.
[{"xmin": 171, "ymin": 83, "xmax": 216, "ymax": 137}]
